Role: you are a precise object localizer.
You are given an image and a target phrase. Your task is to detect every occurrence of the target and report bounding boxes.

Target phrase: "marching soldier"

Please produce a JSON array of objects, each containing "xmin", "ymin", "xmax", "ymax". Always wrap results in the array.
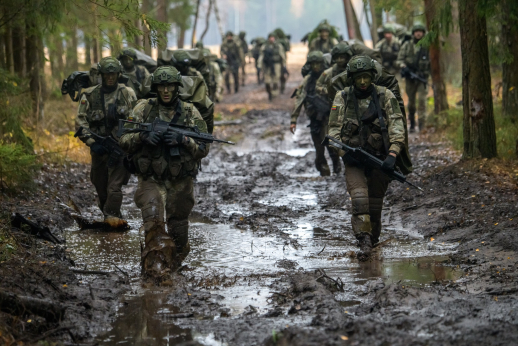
[
  {"xmin": 220, "ymin": 31, "xmax": 244, "ymax": 94},
  {"xmin": 315, "ymin": 42, "xmax": 353, "ymax": 99},
  {"xmin": 202, "ymin": 48, "xmax": 224, "ymax": 102},
  {"xmin": 75, "ymin": 57, "xmax": 137, "ymax": 227},
  {"xmin": 309, "ymin": 23, "xmax": 339, "ymax": 54},
  {"xmin": 375, "ymin": 26, "xmax": 401, "ymax": 76},
  {"xmin": 251, "ymin": 37, "xmax": 266, "ymax": 84},
  {"xmin": 238, "ymin": 31, "xmax": 249, "ymax": 86},
  {"xmin": 117, "ymin": 48, "xmax": 151, "ymax": 86},
  {"xmin": 257, "ymin": 33, "xmax": 286, "ymax": 101}
]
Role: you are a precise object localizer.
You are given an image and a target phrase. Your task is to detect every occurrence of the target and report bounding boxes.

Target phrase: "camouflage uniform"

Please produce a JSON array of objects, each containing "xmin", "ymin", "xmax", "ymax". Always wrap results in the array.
[
  {"xmin": 375, "ymin": 29, "xmax": 401, "ymax": 75},
  {"xmin": 291, "ymin": 51, "xmax": 340, "ymax": 175},
  {"xmin": 309, "ymin": 36, "xmax": 339, "ymax": 54},
  {"xmin": 238, "ymin": 31, "xmax": 248, "ymax": 86},
  {"xmin": 327, "ymin": 56, "xmax": 407, "ymax": 249},
  {"xmin": 220, "ymin": 32, "xmax": 244, "ymax": 93},
  {"xmin": 315, "ymin": 43, "xmax": 353, "ymax": 97},
  {"xmin": 119, "ymin": 67, "xmax": 210, "ymax": 273},
  {"xmin": 251, "ymin": 37, "xmax": 266, "ymax": 84},
  {"xmin": 396, "ymin": 24, "xmax": 430, "ymax": 131},
  {"xmin": 202, "ymin": 48, "xmax": 224, "ymax": 102},
  {"xmin": 75, "ymin": 57, "xmax": 137, "ymax": 220},
  {"xmin": 257, "ymin": 34, "xmax": 286, "ymax": 100}
]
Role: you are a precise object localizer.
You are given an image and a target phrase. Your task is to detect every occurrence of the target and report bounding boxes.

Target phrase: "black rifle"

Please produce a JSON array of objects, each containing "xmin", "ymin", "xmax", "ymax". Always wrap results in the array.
[
  {"xmin": 117, "ymin": 118, "xmax": 235, "ymax": 157},
  {"xmin": 401, "ymin": 67, "xmax": 427, "ymax": 87},
  {"xmin": 323, "ymin": 135, "xmax": 423, "ymax": 191},
  {"xmin": 74, "ymin": 127, "xmax": 125, "ymax": 167}
]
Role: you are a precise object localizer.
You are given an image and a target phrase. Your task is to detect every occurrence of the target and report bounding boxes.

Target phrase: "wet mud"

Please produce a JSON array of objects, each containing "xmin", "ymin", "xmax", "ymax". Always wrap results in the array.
[{"xmin": 1, "ymin": 50, "xmax": 518, "ymax": 345}]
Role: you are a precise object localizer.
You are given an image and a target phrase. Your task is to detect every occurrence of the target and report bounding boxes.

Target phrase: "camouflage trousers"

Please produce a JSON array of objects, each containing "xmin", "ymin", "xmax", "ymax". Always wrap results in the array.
[
  {"xmin": 309, "ymin": 116, "xmax": 341, "ymax": 175},
  {"xmin": 344, "ymin": 163, "xmax": 391, "ymax": 244},
  {"xmin": 90, "ymin": 152, "xmax": 130, "ymax": 219},
  {"xmin": 405, "ymin": 78, "xmax": 427, "ymax": 129},
  {"xmin": 264, "ymin": 63, "xmax": 282, "ymax": 97},
  {"xmin": 134, "ymin": 175, "xmax": 194, "ymax": 260}
]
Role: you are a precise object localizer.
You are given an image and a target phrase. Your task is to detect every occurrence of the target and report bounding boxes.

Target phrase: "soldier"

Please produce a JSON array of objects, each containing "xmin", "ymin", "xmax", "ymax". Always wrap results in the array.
[
  {"xmin": 315, "ymin": 42, "xmax": 353, "ymax": 98},
  {"xmin": 195, "ymin": 41, "xmax": 204, "ymax": 50},
  {"xmin": 238, "ymin": 31, "xmax": 248, "ymax": 86},
  {"xmin": 117, "ymin": 48, "xmax": 151, "ymax": 86},
  {"xmin": 251, "ymin": 37, "xmax": 266, "ymax": 84},
  {"xmin": 202, "ymin": 48, "xmax": 224, "ymax": 102},
  {"xmin": 119, "ymin": 66, "xmax": 210, "ymax": 277},
  {"xmin": 290, "ymin": 51, "xmax": 340, "ymax": 176},
  {"xmin": 327, "ymin": 56, "xmax": 409, "ymax": 261},
  {"xmin": 375, "ymin": 26, "xmax": 401, "ymax": 76},
  {"xmin": 75, "ymin": 57, "xmax": 137, "ymax": 227},
  {"xmin": 170, "ymin": 50, "xmax": 206, "ymax": 81},
  {"xmin": 397, "ymin": 24, "xmax": 430, "ymax": 132},
  {"xmin": 309, "ymin": 23, "xmax": 339, "ymax": 54},
  {"xmin": 257, "ymin": 33, "xmax": 286, "ymax": 101},
  {"xmin": 220, "ymin": 31, "xmax": 244, "ymax": 94},
  {"xmin": 273, "ymin": 28, "xmax": 291, "ymax": 93}
]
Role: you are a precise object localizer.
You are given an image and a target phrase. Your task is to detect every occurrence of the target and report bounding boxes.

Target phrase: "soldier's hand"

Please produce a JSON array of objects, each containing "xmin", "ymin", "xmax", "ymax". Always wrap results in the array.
[
  {"xmin": 290, "ymin": 124, "xmax": 296, "ymax": 134},
  {"xmin": 140, "ymin": 131, "xmax": 161, "ymax": 146},
  {"xmin": 90, "ymin": 143, "xmax": 108, "ymax": 156},
  {"xmin": 400, "ymin": 63, "xmax": 407, "ymax": 69},
  {"xmin": 164, "ymin": 131, "xmax": 184, "ymax": 146},
  {"xmin": 381, "ymin": 152, "xmax": 397, "ymax": 172}
]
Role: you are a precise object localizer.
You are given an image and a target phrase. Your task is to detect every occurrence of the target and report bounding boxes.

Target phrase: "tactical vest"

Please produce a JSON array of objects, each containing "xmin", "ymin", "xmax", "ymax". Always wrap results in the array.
[
  {"xmin": 340, "ymin": 86, "xmax": 389, "ymax": 157},
  {"xmin": 263, "ymin": 43, "xmax": 281, "ymax": 65},
  {"xmin": 83, "ymin": 85, "xmax": 131, "ymax": 137},
  {"xmin": 133, "ymin": 99, "xmax": 200, "ymax": 180}
]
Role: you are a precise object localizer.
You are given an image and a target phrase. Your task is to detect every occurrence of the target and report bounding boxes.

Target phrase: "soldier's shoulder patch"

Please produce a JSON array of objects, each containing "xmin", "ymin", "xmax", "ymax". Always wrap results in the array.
[
  {"xmin": 331, "ymin": 106, "xmax": 337, "ymax": 111},
  {"xmin": 81, "ymin": 100, "xmax": 86, "ymax": 104},
  {"xmin": 127, "ymin": 116, "xmax": 135, "ymax": 122}
]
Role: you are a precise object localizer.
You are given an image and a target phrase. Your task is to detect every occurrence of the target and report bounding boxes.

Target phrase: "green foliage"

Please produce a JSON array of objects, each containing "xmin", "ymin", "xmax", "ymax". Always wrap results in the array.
[
  {"xmin": 0, "ymin": 143, "xmax": 40, "ymax": 191},
  {"xmin": 307, "ymin": 20, "xmax": 340, "ymax": 45}
]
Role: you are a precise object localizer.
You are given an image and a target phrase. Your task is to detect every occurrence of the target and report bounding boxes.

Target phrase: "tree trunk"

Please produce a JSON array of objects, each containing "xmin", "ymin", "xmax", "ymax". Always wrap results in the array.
[
  {"xmin": 67, "ymin": 27, "xmax": 79, "ymax": 71},
  {"xmin": 424, "ymin": 0, "xmax": 448, "ymax": 114},
  {"xmin": 191, "ymin": 0, "xmax": 201, "ymax": 47},
  {"xmin": 156, "ymin": 0, "xmax": 168, "ymax": 50},
  {"xmin": 4, "ymin": 23, "xmax": 13, "ymax": 73},
  {"xmin": 367, "ymin": 0, "xmax": 378, "ymax": 45},
  {"xmin": 459, "ymin": 0, "xmax": 497, "ymax": 159},
  {"xmin": 141, "ymin": 0, "xmax": 152, "ymax": 54},
  {"xmin": 12, "ymin": 23, "xmax": 25, "ymax": 77},
  {"xmin": 177, "ymin": 26, "xmax": 185, "ymax": 48},
  {"xmin": 0, "ymin": 32, "xmax": 5, "ymax": 69},
  {"xmin": 108, "ymin": 29, "xmax": 121, "ymax": 56},
  {"xmin": 350, "ymin": 1, "xmax": 364, "ymax": 42},
  {"xmin": 342, "ymin": 0, "xmax": 356, "ymax": 40},
  {"xmin": 91, "ymin": 3, "xmax": 100, "ymax": 61},
  {"xmin": 501, "ymin": 0, "xmax": 518, "ymax": 118},
  {"xmin": 25, "ymin": 24, "xmax": 44, "ymax": 120},
  {"xmin": 85, "ymin": 35, "xmax": 91, "ymax": 66},
  {"xmin": 200, "ymin": 0, "xmax": 213, "ymax": 42},
  {"xmin": 134, "ymin": 18, "xmax": 142, "ymax": 48}
]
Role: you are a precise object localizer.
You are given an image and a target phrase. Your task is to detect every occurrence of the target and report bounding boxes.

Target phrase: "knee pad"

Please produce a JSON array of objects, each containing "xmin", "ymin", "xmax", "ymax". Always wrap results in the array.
[
  {"xmin": 141, "ymin": 203, "xmax": 161, "ymax": 223},
  {"xmin": 351, "ymin": 196, "xmax": 370, "ymax": 215},
  {"xmin": 351, "ymin": 214, "xmax": 372, "ymax": 236}
]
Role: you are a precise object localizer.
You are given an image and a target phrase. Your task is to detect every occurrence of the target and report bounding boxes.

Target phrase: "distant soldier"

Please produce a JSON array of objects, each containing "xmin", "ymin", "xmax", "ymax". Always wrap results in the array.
[
  {"xmin": 75, "ymin": 57, "xmax": 137, "ymax": 227},
  {"xmin": 375, "ymin": 26, "xmax": 401, "ymax": 76},
  {"xmin": 119, "ymin": 66, "xmax": 210, "ymax": 277},
  {"xmin": 273, "ymin": 28, "xmax": 291, "ymax": 94},
  {"xmin": 170, "ymin": 50, "xmax": 206, "ymax": 81},
  {"xmin": 309, "ymin": 23, "xmax": 339, "ymax": 54},
  {"xmin": 238, "ymin": 31, "xmax": 249, "ymax": 86},
  {"xmin": 397, "ymin": 24, "xmax": 430, "ymax": 132},
  {"xmin": 117, "ymin": 48, "xmax": 151, "ymax": 86},
  {"xmin": 220, "ymin": 31, "xmax": 244, "ymax": 94},
  {"xmin": 290, "ymin": 51, "xmax": 340, "ymax": 176},
  {"xmin": 195, "ymin": 41, "xmax": 204, "ymax": 50},
  {"xmin": 327, "ymin": 56, "xmax": 410, "ymax": 261},
  {"xmin": 251, "ymin": 37, "xmax": 266, "ymax": 84},
  {"xmin": 202, "ymin": 48, "xmax": 224, "ymax": 102},
  {"xmin": 315, "ymin": 42, "xmax": 353, "ymax": 100},
  {"xmin": 257, "ymin": 32, "xmax": 286, "ymax": 101}
]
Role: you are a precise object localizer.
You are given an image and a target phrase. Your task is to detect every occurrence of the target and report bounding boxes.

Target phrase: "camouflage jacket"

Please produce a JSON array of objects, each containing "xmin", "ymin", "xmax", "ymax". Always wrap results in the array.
[
  {"xmin": 123, "ymin": 65, "xmax": 150, "ymax": 85},
  {"xmin": 291, "ymin": 71, "xmax": 329, "ymax": 124},
  {"xmin": 75, "ymin": 83, "xmax": 137, "ymax": 145},
  {"xmin": 220, "ymin": 39, "xmax": 244, "ymax": 66},
  {"xmin": 315, "ymin": 64, "xmax": 346, "ymax": 96},
  {"xmin": 208, "ymin": 61, "xmax": 223, "ymax": 102},
  {"xmin": 396, "ymin": 39, "xmax": 430, "ymax": 76},
  {"xmin": 375, "ymin": 38, "xmax": 401, "ymax": 73},
  {"xmin": 309, "ymin": 37, "xmax": 339, "ymax": 54},
  {"xmin": 119, "ymin": 98, "xmax": 210, "ymax": 180},
  {"xmin": 257, "ymin": 42, "xmax": 286, "ymax": 69},
  {"xmin": 327, "ymin": 85, "xmax": 405, "ymax": 156}
]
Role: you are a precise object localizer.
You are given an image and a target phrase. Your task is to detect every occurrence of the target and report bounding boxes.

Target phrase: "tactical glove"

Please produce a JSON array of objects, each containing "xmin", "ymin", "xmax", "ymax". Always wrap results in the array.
[
  {"xmin": 140, "ymin": 131, "xmax": 161, "ymax": 146},
  {"xmin": 90, "ymin": 142, "xmax": 108, "ymax": 155},
  {"xmin": 381, "ymin": 154, "xmax": 397, "ymax": 172},
  {"xmin": 164, "ymin": 131, "xmax": 185, "ymax": 147}
]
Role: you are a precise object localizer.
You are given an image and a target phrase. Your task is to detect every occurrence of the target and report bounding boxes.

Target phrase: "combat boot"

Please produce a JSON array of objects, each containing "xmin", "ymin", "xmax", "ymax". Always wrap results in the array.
[
  {"xmin": 331, "ymin": 156, "xmax": 342, "ymax": 174},
  {"xmin": 167, "ymin": 219, "xmax": 191, "ymax": 264},
  {"xmin": 141, "ymin": 221, "xmax": 178, "ymax": 280},
  {"xmin": 408, "ymin": 112, "xmax": 416, "ymax": 133},
  {"xmin": 315, "ymin": 159, "xmax": 331, "ymax": 176},
  {"xmin": 104, "ymin": 215, "xmax": 128, "ymax": 230},
  {"xmin": 357, "ymin": 232, "xmax": 373, "ymax": 262},
  {"xmin": 266, "ymin": 84, "xmax": 272, "ymax": 101}
]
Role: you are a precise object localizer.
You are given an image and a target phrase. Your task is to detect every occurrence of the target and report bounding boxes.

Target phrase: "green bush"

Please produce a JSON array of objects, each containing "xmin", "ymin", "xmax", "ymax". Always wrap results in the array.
[{"xmin": 0, "ymin": 143, "xmax": 40, "ymax": 191}]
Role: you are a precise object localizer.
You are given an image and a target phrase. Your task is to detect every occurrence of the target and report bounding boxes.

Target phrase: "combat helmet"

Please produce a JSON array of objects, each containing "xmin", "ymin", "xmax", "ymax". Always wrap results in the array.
[
  {"xmin": 346, "ymin": 55, "xmax": 376, "ymax": 77},
  {"xmin": 382, "ymin": 25, "xmax": 396, "ymax": 35},
  {"xmin": 225, "ymin": 31, "xmax": 234, "ymax": 37},
  {"xmin": 307, "ymin": 51, "xmax": 325, "ymax": 64},
  {"xmin": 239, "ymin": 31, "xmax": 246, "ymax": 39},
  {"xmin": 150, "ymin": 66, "xmax": 183, "ymax": 90},
  {"xmin": 195, "ymin": 41, "xmax": 204, "ymax": 49},
  {"xmin": 118, "ymin": 48, "xmax": 138, "ymax": 60},
  {"xmin": 411, "ymin": 24, "xmax": 426, "ymax": 34},
  {"xmin": 318, "ymin": 23, "xmax": 331, "ymax": 33},
  {"xmin": 331, "ymin": 42, "xmax": 352, "ymax": 59},
  {"xmin": 171, "ymin": 50, "xmax": 191, "ymax": 70},
  {"xmin": 268, "ymin": 32, "xmax": 277, "ymax": 39},
  {"xmin": 97, "ymin": 56, "xmax": 122, "ymax": 74}
]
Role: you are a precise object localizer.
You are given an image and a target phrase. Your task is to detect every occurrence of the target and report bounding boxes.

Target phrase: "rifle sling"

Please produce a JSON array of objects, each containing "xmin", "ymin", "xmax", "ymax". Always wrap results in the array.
[{"xmin": 371, "ymin": 89, "xmax": 390, "ymax": 155}]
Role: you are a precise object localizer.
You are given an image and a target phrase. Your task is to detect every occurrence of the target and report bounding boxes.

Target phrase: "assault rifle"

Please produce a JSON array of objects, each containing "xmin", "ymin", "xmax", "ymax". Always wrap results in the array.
[
  {"xmin": 117, "ymin": 118, "xmax": 235, "ymax": 157},
  {"xmin": 323, "ymin": 135, "xmax": 423, "ymax": 191},
  {"xmin": 401, "ymin": 67, "xmax": 428, "ymax": 88},
  {"xmin": 306, "ymin": 93, "xmax": 331, "ymax": 121},
  {"xmin": 74, "ymin": 127, "xmax": 125, "ymax": 167}
]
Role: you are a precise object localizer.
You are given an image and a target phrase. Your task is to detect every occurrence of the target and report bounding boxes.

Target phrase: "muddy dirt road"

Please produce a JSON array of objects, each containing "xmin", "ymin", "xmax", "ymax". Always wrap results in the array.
[{"xmin": 2, "ymin": 45, "xmax": 518, "ymax": 345}]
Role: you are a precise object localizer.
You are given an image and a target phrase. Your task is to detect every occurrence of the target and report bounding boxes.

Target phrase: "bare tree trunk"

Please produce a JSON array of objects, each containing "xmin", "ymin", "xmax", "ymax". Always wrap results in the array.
[
  {"xmin": 49, "ymin": 34, "xmax": 64, "ymax": 80},
  {"xmin": 156, "ymin": 0, "xmax": 168, "ymax": 49},
  {"xmin": 108, "ymin": 29, "xmax": 121, "ymax": 56},
  {"xmin": 91, "ymin": 3, "xmax": 100, "ymax": 61},
  {"xmin": 4, "ymin": 22, "xmax": 13, "ymax": 73},
  {"xmin": 177, "ymin": 26, "xmax": 185, "ymax": 48},
  {"xmin": 25, "ymin": 24, "xmax": 43, "ymax": 120},
  {"xmin": 85, "ymin": 35, "xmax": 92, "ymax": 66},
  {"xmin": 424, "ymin": 0, "xmax": 448, "ymax": 114},
  {"xmin": 212, "ymin": 0, "xmax": 224, "ymax": 38},
  {"xmin": 200, "ymin": 0, "xmax": 213, "ymax": 42},
  {"xmin": 501, "ymin": 0, "xmax": 518, "ymax": 118},
  {"xmin": 0, "ymin": 32, "xmax": 5, "ymax": 69},
  {"xmin": 12, "ymin": 23, "xmax": 25, "ymax": 77},
  {"xmin": 134, "ymin": 18, "xmax": 142, "ymax": 47},
  {"xmin": 342, "ymin": 0, "xmax": 356, "ymax": 40},
  {"xmin": 367, "ymin": 0, "xmax": 378, "ymax": 45},
  {"xmin": 459, "ymin": 0, "xmax": 497, "ymax": 159},
  {"xmin": 67, "ymin": 27, "xmax": 79, "ymax": 71},
  {"xmin": 141, "ymin": 0, "xmax": 152, "ymax": 54},
  {"xmin": 191, "ymin": 0, "xmax": 201, "ymax": 47},
  {"xmin": 350, "ymin": 1, "xmax": 364, "ymax": 42}
]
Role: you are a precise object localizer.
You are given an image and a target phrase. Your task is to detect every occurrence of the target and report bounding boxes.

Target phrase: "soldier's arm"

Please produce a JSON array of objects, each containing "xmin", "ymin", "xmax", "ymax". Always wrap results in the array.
[
  {"xmin": 257, "ymin": 46, "xmax": 264, "ymax": 69},
  {"xmin": 384, "ymin": 89, "xmax": 405, "ymax": 154},
  {"xmin": 183, "ymin": 106, "xmax": 210, "ymax": 160},
  {"xmin": 75, "ymin": 94, "xmax": 95, "ymax": 146},
  {"xmin": 374, "ymin": 39, "xmax": 383, "ymax": 50},
  {"xmin": 119, "ymin": 101, "xmax": 146, "ymax": 154},
  {"xmin": 327, "ymin": 91, "xmax": 345, "ymax": 141},
  {"xmin": 396, "ymin": 42, "xmax": 408, "ymax": 68},
  {"xmin": 290, "ymin": 81, "xmax": 306, "ymax": 124},
  {"xmin": 279, "ymin": 45, "xmax": 286, "ymax": 66},
  {"xmin": 315, "ymin": 71, "xmax": 328, "ymax": 96}
]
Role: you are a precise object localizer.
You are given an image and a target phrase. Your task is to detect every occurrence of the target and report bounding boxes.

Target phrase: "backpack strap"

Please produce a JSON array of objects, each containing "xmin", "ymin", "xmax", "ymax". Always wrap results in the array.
[
  {"xmin": 142, "ymin": 99, "xmax": 156, "ymax": 122},
  {"xmin": 371, "ymin": 86, "xmax": 390, "ymax": 155}
]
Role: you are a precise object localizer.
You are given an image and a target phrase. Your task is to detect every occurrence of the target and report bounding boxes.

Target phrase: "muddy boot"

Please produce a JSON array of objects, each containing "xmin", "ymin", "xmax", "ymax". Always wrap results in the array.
[
  {"xmin": 226, "ymin": 84, "xmax": 231, "ymax": 95},
  {"xmin": 408, "ymin": 112, "xmax": 416, "ymax": 133},
  {"xmin": 141, "ymin": 221, "xmax": 178, "ymax": 280},
  {"xmin": 167, "ymin": 219, "xmax": 191, "ymax": 263},
  {"xmin": 315, "ymin": 159, "xmax": 331, "ymax": 176},
  {"xmin": 369, "ymin": 198, "xmax": 383, "ymax": 245},
  {"xmin": 330, "ymin": 152, "xmax": 341, "ymax": 174},
  {"xmin": 104, "ymin": 215, "xmax": 128, "ymax": 230},
  {"xmin": 266, "ymin": 84, "xmax": 272, "ymax": 101},
  {"xmin": 357, "ymin": 232, "xmax": 373, "ymax": 262},
  {"xmin": 418, "ymin": 114, "xmax": 426, "ymax": 132}
]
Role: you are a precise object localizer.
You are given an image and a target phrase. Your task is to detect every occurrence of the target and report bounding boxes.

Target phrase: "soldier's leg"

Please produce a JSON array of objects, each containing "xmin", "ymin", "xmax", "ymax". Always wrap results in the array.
[
  {"xmin": 134, "ymin": 178, "xmax": 177, "ymax": 276},
  {"xmin": 417, "ymin": 83, "xmax": 427, "ymax": 131},
  {"xmin": 104, "ymin": 158, "xmax": 131, "ymax": 219},
  {"xmin": 90, "ymin": 153, "xmax": 109, "ymax": 216},
  {"xmin": 241, "ymin": 64, "xmax": 246, "ymax": 86},
  {"xmin": 322, "ymin": 121, "xmax": 341, "ymax": 174},
  {"xmin": 233, "ymin": 68, "xmax": 239, "ymax": 93},
  {"xmin": 310, "ymin": 119, "xmax": 330, "ymax": 176},
  {"xmin": 405, "ymin": 79, "xmax": 417, "ymax": 131},
  {"xmin": 271, "ymin": 63, "xmax": 282, "ymax": 97},
  {"xmin": 366, "ymin": 168, "xmax": 391, "ymax": 245},
  {"xmin": 280, "ymin": 67, "xmax": 286, "ymax": 94},
  {"xmin": 344, "ymin": 163, "xmax": 372, "ymax": 260},
  {"xmin": 225, "ymin": 71, "xmax": 231, "ymax": 94},
  {"xmin": 264, "ymin": 68, "xmax": 273, "ymax": 101},
  {"xmin": 165, "ymin": 177, "xmax": 195, "ymax": 263}
]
